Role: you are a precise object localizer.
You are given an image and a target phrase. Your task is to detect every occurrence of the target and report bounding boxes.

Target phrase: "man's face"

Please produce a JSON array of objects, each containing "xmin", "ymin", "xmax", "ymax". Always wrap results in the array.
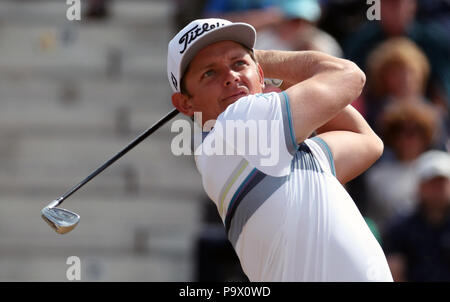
[
  {"xmin": 419, "ymin": 176, "xmax": 450, "ymax": 212},
  {"xmin": 172, "ymin": 41, "xmax": 264, "ymax": 125},
  {"xmin": 384, "ymin": 63, "xmax": 423, "ymax": 98},
  {"xmin": 381, "ymin": 0, "xmax": 417, "ymax": 36}
]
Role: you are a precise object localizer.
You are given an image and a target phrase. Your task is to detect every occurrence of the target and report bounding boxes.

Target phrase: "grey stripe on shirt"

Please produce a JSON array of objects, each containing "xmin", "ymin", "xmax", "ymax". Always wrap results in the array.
[{"xmin": 227, "ymin": 142, "xmax": 324, "ymax": 247}]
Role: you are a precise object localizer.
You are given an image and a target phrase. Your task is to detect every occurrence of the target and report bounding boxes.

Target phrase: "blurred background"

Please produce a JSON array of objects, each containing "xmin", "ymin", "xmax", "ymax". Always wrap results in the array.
[{"xmin": 0, "ymin": 0, "xmax": 448, "ymax": 282}]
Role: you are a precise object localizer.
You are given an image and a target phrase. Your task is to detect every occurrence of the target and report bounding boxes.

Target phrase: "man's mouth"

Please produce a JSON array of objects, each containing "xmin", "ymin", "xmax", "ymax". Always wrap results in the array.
[{"xmin": 222, "ymin": 91, "xmax": 247, "ymax": 103}]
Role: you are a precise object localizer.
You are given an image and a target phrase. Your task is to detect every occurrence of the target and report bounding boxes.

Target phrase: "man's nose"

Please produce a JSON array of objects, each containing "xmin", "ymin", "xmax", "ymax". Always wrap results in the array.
[{"xmin": 224, "ymin": 70, "xmax": 240, "ymax": 87}]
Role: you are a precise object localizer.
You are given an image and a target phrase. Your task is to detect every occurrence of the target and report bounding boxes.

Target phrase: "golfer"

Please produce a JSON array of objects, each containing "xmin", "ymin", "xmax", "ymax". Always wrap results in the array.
[{"xmin": 167, "ymin": 18, "xmax": 393, "ymax": 282}]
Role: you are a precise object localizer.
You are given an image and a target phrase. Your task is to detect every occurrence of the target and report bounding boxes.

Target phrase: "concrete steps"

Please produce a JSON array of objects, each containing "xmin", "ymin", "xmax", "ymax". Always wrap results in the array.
[{"xmin": 0, "ymin": 0, "xmax": 207, "ymax": 281}]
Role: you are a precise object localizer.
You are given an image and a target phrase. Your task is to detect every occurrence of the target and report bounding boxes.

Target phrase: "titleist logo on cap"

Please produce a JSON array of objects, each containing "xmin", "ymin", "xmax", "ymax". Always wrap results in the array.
[{"xmin": 178, "ymin": 21, "xmax": 226, "ymax": 54}]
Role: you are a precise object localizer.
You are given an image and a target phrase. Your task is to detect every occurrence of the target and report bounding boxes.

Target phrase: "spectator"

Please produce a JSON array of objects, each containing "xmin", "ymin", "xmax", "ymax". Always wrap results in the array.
[
  {"xmin": 203, "ymin": 0, "xmax": 342, "ymax": 57},
  {"xmin": 318, "ymin": 0, "xmax": 368, "ymax": 44},
  {"xmin": 202, "ymin": 0, "xmax": 282, "ymax": 31},
  {"xmin": 365, "ymin": 102, "xmax": 440, "ymax": 233},
  {"xmin": 364, "ymin": 37, "xmax": 448, "ymax": 151},
  {"xmin": 204, "ymin": 0, "xmax": 274, "ymax": 15},
  {"xmin": 345, "ymin": 38, "xmax": 447, "ymax": 217},
  {"xmin": 172, "ymin": 0, "xmax": 209, "ymax": 31},
  {"xmin": 364, "ymin": 38, "xmax": 430, "ymax": 128},
  {"xmin": 416, "ymin": 0, "xmax": 450, "ymax": 33},
  {"xmin": 256, "ymin": 0, "xmax": 343, "ymax": 57},
  {"xmin": 85, "ymin": 0, "xmax": 110, "ymax": 19},
  {"xmin": 344, "ymin": 0, "xmax": 450, "ymax": 108},
  {"xmin": 383, "ymin": 150, "xmax": 450, "ymax": 282}
]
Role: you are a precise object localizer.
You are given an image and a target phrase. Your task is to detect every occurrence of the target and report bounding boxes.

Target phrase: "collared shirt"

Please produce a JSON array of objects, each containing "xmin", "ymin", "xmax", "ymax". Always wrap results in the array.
[{"xmin": 194, "ymin": 91, "xmax": 393, "ymax": 281}]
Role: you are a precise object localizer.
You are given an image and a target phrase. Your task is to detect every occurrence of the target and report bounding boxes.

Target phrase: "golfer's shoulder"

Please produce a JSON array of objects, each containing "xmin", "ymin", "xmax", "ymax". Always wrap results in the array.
[{"xmin": 218, "ymin": 92, "xmax": 282, "ymax": 122}]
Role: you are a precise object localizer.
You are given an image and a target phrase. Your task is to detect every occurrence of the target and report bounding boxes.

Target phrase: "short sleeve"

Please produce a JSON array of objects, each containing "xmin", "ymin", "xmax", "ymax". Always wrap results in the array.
[
  {"xmin": 307, "ymin": 136, "xmax": 337, "ymax": 177},
  {"xmin": 214, "ymin": 91, "xmax": 298, "ymax": 176}
]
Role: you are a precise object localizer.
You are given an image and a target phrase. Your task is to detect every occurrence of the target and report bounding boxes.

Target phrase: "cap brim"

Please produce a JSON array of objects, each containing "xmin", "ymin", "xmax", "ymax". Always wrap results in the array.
[
  {"xmin": 419, "ymin": 168, "xmax": 450, "ymax": 181},
  {"xmin": 179, "ymin": 23, "xmax": 256, "ymax": 78}
]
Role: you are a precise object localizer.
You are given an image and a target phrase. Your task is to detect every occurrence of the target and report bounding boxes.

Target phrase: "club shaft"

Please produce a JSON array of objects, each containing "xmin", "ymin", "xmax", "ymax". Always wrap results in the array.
[{"xmin": 54, "ymin": 108, "xmax": 179, "ymax": 207}]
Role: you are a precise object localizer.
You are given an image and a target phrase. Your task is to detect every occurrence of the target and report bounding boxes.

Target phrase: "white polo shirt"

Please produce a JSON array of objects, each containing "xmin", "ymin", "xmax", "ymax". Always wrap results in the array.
[{"xmin": 194, "ymin": 91, "xmax": 393, "ymax": 282}]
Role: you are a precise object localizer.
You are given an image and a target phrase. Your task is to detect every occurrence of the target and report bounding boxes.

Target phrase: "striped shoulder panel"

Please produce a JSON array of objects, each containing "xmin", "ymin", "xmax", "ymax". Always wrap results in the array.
[
  {"xmin": 310, "ymin": 136, "xmax": 336, "ymax": 176},
  {"xmin": 223, "ymin": 142, "xmax": 327, "ymax": 248},
  {"xmin": 279, "ymin": 91, "xmax": 298, "ymax": 156},
  {"xmin": 225, "ymin": 168, "xmax": 288, "ymax": 248},
  {"xmin": 291, "ymin": 142, "xmax": 324, "ymax": 173},
  {"xmin": 217, "ymin": 158, "xmax": 250, "ymax": 218}
]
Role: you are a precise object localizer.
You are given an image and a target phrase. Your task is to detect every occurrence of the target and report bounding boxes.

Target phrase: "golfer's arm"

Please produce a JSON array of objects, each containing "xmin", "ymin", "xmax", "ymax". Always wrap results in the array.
[
  {"xmin": 315, "ymin": 105, "xmax": 384, "ymax": 184},
  {"xmin": 255, "ymin": 49, "xmax": 366, "ymax": 143}
]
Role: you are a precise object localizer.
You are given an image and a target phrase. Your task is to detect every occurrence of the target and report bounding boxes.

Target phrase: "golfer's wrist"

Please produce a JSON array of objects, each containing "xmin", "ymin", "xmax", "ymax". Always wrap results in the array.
[{"xmin": 255, "ymin": 49, "xmax": 311, "ymax": 84}]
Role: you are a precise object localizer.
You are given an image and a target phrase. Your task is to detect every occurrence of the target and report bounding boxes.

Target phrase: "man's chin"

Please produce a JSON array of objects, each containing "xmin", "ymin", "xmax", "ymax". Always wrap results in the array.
[
  {"xmin": 222, "ymin": 93, "xmax": 248, "ymax": 107},
  {"xmin": 221, "ymin": 99, "xmax": 239, "ymax": 113}
]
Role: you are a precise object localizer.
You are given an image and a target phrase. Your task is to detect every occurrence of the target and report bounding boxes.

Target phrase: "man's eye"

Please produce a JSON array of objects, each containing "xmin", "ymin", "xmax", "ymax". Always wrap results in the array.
[
  {"xmin": 202, "ymin": 70, "xmax": 214, "ymax": 78},
  {"xmin": 235, "ymin": 60, "xmax": 246, "ymax": 66}
]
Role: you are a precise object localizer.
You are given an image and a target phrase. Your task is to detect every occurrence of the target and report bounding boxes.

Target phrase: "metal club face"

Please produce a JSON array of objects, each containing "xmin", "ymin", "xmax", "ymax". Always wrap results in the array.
[
  {"xmin": 40, "ymin": 109, "xmax": 179, "ymax": 235},
  {"xmin": 41, "ymin": 205, "xmax": 80, "ymax": 234}
]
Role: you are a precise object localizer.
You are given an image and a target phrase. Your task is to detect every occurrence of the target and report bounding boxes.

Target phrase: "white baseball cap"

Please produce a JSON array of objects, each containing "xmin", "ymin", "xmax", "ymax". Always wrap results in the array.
[
  {"xmin": 167, "ymin": 18, "xmax": 256, "ymax": 93},
  {"xmin": 416, "ymin": 150, "xmax": 450, "ymax": 182}
]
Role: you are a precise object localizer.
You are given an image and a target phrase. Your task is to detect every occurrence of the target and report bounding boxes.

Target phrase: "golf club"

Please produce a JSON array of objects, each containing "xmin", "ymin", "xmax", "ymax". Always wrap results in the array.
[{"xmin": 41, "ymin": 108, "xmax": 180, "ymax": 234}]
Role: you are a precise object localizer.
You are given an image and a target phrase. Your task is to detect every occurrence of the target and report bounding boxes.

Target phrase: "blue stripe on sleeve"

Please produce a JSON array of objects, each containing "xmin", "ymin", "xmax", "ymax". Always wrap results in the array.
[
  {"xmin": 281, "ymin": 91, "xmax": 297, "ymax": 148},
  {"xmin": 311, "ymin": 136, "xmax": 336, "ymax": 176}
]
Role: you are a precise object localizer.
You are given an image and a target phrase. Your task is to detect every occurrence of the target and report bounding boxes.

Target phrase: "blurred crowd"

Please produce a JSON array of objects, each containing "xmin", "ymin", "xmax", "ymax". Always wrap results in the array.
[{"xmin": 170, "ymin": 0, "xmax": 450, "ymax": 282}]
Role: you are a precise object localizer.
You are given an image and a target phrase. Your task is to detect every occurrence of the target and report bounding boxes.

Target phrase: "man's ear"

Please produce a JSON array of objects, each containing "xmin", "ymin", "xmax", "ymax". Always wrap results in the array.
[
  {"xmin": 172, "ymin": 93, "xmax": 194, "ymax": 117},
  {"xmin": 257, "ymin": 63, "xmax": 265, "ymax": 90}
]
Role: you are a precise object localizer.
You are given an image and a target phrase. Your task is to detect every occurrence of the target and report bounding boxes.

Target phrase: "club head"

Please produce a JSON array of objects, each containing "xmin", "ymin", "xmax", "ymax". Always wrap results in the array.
[{"xmin": 41, "ymin": 206, "xmax": 80, "ymax": 234}]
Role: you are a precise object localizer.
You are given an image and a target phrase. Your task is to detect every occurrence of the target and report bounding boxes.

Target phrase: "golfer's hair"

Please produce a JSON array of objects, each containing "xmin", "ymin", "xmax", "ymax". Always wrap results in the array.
[{"xmin": 180, "ymin": 43, "xmax": 257, "ymax": 97}]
